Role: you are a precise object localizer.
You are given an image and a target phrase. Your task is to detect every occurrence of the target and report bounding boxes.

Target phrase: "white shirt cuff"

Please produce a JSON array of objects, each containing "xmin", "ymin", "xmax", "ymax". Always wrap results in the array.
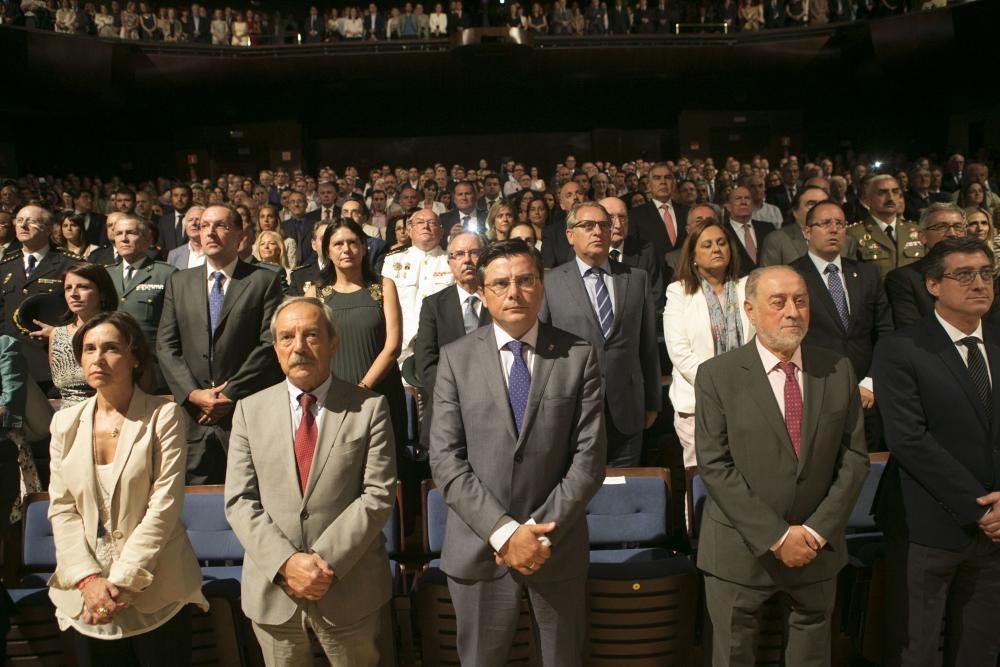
[
  {"xmin": 488, "ymin": 517, "xmax": 552, "ymax": 552},
  {"xmin": 859, "ymin": 376, "xmax": 873, "ymax": 392},
  {"xmin": 770, "ymin": 525, "xmax": 826, "ymax": 551}
]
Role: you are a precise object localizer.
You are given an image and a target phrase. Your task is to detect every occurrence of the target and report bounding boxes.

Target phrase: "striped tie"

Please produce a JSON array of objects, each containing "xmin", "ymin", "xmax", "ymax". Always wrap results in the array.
[
  {"xmin": 960, "ymin": 337, "xmax": 992, "ymax": 423},
  {"xmin": 588, "ymin": 267, "xmax": 614, "ymax": 338},
  {"xmin": 825, "ymin": 264, "xmax": 850, "ymax": 330}
]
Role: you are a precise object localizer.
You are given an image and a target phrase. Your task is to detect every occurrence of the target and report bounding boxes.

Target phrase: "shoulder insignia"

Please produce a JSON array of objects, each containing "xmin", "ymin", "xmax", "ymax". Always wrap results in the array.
[
  {"xmin": 58, "ymin": 248, "xmax": 84, "ymax": 260},
  {"xmin": 1, "ymin": 251, "xmax": 20, "ymax": 265},
  {"xmin": 291, "ymin": 263, "xmax": 315, "ymax": 274},
  {"xmin": 385, "ymin": 246, "xmax": 407, "ymax": 257}
]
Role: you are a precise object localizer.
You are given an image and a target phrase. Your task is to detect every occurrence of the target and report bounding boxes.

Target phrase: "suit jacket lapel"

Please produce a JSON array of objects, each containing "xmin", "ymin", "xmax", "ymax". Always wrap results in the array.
[
  {"xmin": 29, "ymin": 250, "xmax": 62, "ymax": 282},
  {"xmin": 799, "ymin": 259, "xmax": 846, "ymax": 334},
  {"xmin": 264, "ymin": 384, "xmax": 300, "ymax": 498},
  {"xmin": 214, "ymin": 261, "xmax": 253, "ymax": 336},
  {"xmin": 109, "ymin": 262, "xmax": 125, "ymax": 296},
  {"xmin": 609, "ymin": 264, "xmax": 629, "ymax": 337},
  {"xmin": 481, "ymin": 327, "xmax": 518, "ymax": 444},
  {"xmin": 741, "ymin": 341, "xmax": 798, "ymax": 461},
  {"xmin": 986, "ymin": 328, "xmax": 1000, "ymax": 441},
  {"xmin": 120, "ymin": 258, "xmax": 155, "ymax": 297},
  {"xmin": 564, "ymin": 265, "xmax": 603, "ymax": 337},
  {"xmin": 304, "ymin": 380, "xmax": 348, "ymax": 503},
  {"xmin": 516, "ymin": 325, "xmax": 556, "ymax": 449},
  {"xmin": 447, "ymin": 286, "xmax": 469, "ymax": 341},
  {"xmin": 798, "ymin": 347, "xmax": 826, "ymax": 475},
  {"xmin": 843, "ymin": 262, "xmax": 864, "ymax": 334},
  {"xmin": 930, "ymin": 318, "xmax": 991, "ymax": 432},
  {"xmin": 109, "ymin": 391, "xmax": 147, "ymax": 496}
]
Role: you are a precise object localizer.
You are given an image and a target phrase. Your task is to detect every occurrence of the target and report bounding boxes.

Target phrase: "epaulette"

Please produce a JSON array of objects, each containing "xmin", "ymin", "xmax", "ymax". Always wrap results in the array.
[
  {"xmin": 847, "ymin": 222, "xmax": 862, "ymax": 228},
  {"xmin": 0, "ymin": 251, "xmax": 20, "ymax": 265},
  {"xmin": 57, "ymin": 247, "xmax": 84, "ymax": 260},
  {"xmin": 385, "ymin": 245, "xmax": 407, "ymax": 256},
  {"xmin": 291, "ymin": 262, "xmax": 315, "ymax": 274}
]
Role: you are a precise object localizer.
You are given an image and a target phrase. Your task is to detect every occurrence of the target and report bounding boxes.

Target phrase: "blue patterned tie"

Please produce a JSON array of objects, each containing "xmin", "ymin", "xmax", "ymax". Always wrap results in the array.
[
  {"xmin": 825, "ymin": 264, "xmax": 849, "ymax": 330},
  {"xmin": 588, "ymin": 267, "xmax": 614, "ymax": 338},
  {"xmin": 209, "ymin": 271, "xmax": 225, "ymax": 334},
  {"xmin": 504, "ymin": 340, "xmax": 531, "ymax": 435},
  {"xmin": 25, "ymin": 255, "xmax": 36, "ymax": 277}
]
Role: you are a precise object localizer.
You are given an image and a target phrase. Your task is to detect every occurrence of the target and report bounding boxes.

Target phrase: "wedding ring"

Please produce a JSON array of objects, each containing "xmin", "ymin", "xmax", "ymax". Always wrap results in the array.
[{"xmin": 96, "ymin": 607, "xmax": 110, "ymax": 617}]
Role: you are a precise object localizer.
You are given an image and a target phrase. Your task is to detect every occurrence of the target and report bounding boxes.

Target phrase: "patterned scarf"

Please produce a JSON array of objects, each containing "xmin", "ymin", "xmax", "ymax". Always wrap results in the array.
[{"xmin": 700, "ymin": 278, "xmax": 743, "ymax": 355}]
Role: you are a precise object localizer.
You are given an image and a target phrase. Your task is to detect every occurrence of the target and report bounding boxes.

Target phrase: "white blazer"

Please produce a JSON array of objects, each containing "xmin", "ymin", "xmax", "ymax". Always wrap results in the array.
[{"xmin": 663, "ymin": 277, "xmax": 754, "ymax": 414}]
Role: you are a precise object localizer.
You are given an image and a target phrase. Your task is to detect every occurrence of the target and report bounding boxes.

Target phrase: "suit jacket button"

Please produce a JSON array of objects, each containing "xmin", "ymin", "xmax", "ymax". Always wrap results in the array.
[
  {"xmin": 300, "ymin": 510, "xmax": 309, "ymax": 520},
  {"xmin": 112, "ymin": 530, "xmax": 124, "ymax": 539},
  {"xmin": 514, "ymin": 453, "xmax": 523, "ymax": 463}
]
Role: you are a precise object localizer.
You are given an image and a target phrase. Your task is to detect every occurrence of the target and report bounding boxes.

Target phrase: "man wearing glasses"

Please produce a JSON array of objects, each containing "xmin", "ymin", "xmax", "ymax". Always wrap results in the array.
[
  {"xmin": 414, "ymin": 231, "xmax": 491, "ymax": 449},
  {"xmin": 430, "ymin": 239, "xmax": 606, "ymax": 665},
  {"xmin": 0, "ymin": 205, "xmax": 82, "ymax": 385},
  {"xmin": 539, "ymin": 201, "xmax": 660, "ymax": 467},
  {"xmin": 884, "ymin": 202, "xmax": 995, "ymax": 329},
  {"xmin": 382, "ymin": 208, "xmax": 453, "ymax": 372},
  {"xmin": 157, "ymin": 205, "xmax": 283, "ymax": 484},
  {"xmin": 873, "ymin": 237, "xmax": 1000, "ymax": 666},
  {"xmin": 790, "ymin": 200, "xmax": 893, "ymax": 444}
]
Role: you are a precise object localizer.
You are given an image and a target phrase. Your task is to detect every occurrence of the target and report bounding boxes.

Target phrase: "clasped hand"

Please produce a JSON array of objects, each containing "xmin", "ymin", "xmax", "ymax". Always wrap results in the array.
[
  {"xmin": 976, "ymin": 492, "xmax": 1000, "ymax": 542},
  {"xmin": 188, "ymin": 382, "xmax": 233, "ymax": 425},
  {"xmin": 774, "ymin": 525, "xmax": 820, "ymax": 568},
  {"xmin": 80, "ymin": 577, "xmax": 125, "ymax": 625},
  {"xmin": 494, "ymin": 522, "xmax": 556, "ymax": 576},
  {"xmin": 280, "ymin": 552, "xmax": 335, "ymax": 601}
]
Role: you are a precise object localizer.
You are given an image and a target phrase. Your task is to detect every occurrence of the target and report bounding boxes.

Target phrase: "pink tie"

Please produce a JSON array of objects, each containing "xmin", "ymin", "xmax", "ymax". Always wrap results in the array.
[
  {"xmin": 777, "ymin": 361, "xmax": 802, "ymax": 458},
  {"xmin": 293, "ymin": 393, "xmax": 318, "ymax": 493},
  {"xmin": 742, "ymin": 223, "xmax": 757, "ymax": 264},
  {"xmin": 660, "ymin": 204, "xmax": 677, "ymax": 246}
]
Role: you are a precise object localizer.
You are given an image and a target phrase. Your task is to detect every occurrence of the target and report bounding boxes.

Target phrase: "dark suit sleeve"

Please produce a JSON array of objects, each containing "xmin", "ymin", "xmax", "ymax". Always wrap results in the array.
[
  {"xmin": 414, "ymin": 294, "xmax": 440, "ymax": 394},
  {"xmin": 871, "ymin": 270, "xmax": 894, "ymax": 337},
  {"xmin": 430, "ymin": 345, "xmax": 514, "ymax": 541},
  {"xmin": 803, "ymin": 359, "xmax": 869, "ymax": 544},
  {"xmin": 695, "ymin": 362, "xmax": 789, "ymax": 556},
  {"xmin": 872, "ymin": 336, "xmax": 990, "ymax": 524},
  {"xmin": 884, "ymin": 269, "xmax": 922, "ymax": 330},
  {"xmin": 530, "ymin": 343, "xmax": 608, "ymax": 547},
  {"xmin": 639, "ymin": 244, "xmax": 665, "ymax": 316},
  {"xmin": 540, "ymin": 225, "xmax": 561, "ymax": 269},
  {"xmin": 156, "ymin": 272, "xmax": 200, "ymax": 402},
  {"xmin": 637, "ymin": 269, "xmax": 661, "ymax": 412},
  {"xmin": 221, "ymin": 271, "xmax": 283, "ymax": 402}
]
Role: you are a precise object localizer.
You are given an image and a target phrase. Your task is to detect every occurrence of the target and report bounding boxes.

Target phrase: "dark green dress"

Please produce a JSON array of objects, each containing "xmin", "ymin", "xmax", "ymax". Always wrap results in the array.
[{"xmin": 323, "ymin": 285, "xmax": 408, "ymax": 452}]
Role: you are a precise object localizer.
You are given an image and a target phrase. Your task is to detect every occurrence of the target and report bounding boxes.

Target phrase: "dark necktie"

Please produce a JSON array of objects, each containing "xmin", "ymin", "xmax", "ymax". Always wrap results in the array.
[
  {"xmin": 175, "ymin": 212, "xmax": 183, "ymax": 242},
  {"xmin": 293, "ymin": 393, "xmax": 318, "ymax": 493},
  {"xmin": 588, "ymin": 267, "xmax": 614, "ymax": 338},
  {"xmin": 885, "ymin": 224, "xmax": 895, "ymax": 245},
  {"xmin": 208, "ymin": 271, "xmax": 225, "ymax": 334},
  {"xmin": 825, "ymin": 264, "xmax": 850, "ymax": 330},
  {"xmin": 504, "ymin": 340, "xmax": 531, "ymax": 434},
  {"xmin": 25, "ymin": 255, "xmax": 36, "ymax": 277},
  {"xmin": 610, "ymin": 248, "xmax": 621, "ymax": 263},
  {"xmin": 777, "ymin": 361, "xmax": 802, "ymax": 458},
  {"xmin": 124, "ymin": 265, "xmax": 135, "ymax": 289},
  {"xmin": 960, "ymin": 336, "xmax": 992, "ymax": 422},
  {"xmin": 461, "ymin": 214, "xmax": 470, "ymax": 229},
  {"xmin": 463, "ymin": 294, "xmax": 479, "ymax": 335}
]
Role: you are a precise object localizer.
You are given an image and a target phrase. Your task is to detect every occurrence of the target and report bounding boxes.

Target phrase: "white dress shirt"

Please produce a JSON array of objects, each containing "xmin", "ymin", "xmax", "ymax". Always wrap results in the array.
[
  {"xmin": 755, "ymin": 338, "xmax": 826, "ymax": 549},
  {"xmin": 205, "ymin": 257, "xmax": 238, "ymax": 297},
  {"xmin": 935, "ymin": 311, "xmax": 992, "ymax": 385},
  {"xmin": 186, "ymin": 243, "xmax": 205, "ymax": 269},
  {"xmin": 456, "ymin": 284, "xmax": 482, "ymax": 320},
  {"xmin": 286, "ymin": 374, "xmax": 333, "ymax": 440},
  {"xmin": 22, "ymin": 245, "xmax": 50, "ymax": 272},
  {"xmin": 487, "ymin": 321, "xmax": 550, "ymax": 552},
  {"xmin": 729, "ymin": 220, "xmax": 758, "ymax": 254},
  {"xmin": 575, "ymin": 256, "xmax": 616, "ymax": 316}
]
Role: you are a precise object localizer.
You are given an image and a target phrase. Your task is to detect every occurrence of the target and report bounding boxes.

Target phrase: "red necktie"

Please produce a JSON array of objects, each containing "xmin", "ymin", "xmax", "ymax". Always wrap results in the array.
[
  {"xmin": 324, "ymin": 208, "xmax": 331, "ymax": 221},
  {"xmin": 777, "ymin": 361, "xmax": 802, "ymax": 457},
  {"xmin": 294, "ymin": 393, "xmax": 318, "ymax": 493},
  {"xmin": 660, "ymin": 204, "xmax": 677, "ymax": 246}
]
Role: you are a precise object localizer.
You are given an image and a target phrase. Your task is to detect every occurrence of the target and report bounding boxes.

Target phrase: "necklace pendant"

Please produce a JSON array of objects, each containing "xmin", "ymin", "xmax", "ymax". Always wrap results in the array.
[{"xmin": 111, "ymin": 427, "xmax": 119, "ymax": 438}]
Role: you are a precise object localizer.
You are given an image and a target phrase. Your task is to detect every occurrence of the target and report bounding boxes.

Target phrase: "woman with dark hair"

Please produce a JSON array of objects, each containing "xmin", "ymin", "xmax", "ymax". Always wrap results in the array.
[
  {"xmin": 48, "ymin": 264, "xmax": 119, "ymax": 409},
  {"xmin": 311, "ymin": 220, "xmax": 408, "ymax": 451},
  {"xmin": 508, "ymin": 221, "xmax": 538, "ymax": 246},
  {"xmin": 48, "ymin": 310, "xmax": 207, "ymax": 665},
  {"xmin": 663, "ymin": 220, "xmax": 752, "ymax": 468},
  {"xmin": 526, "ymin": 197, "xmax": 550, "ymax": 245},
  {"xmin": 957, "ymin": 180, "xmax": 987, "ymax": 211},
  {"xmin": 514, "ymin": 190, "xmax": 535, "ymax": 224},
  {"xmin": 60, "ymin": 212, "xmax": 99, "ymax": 260}
]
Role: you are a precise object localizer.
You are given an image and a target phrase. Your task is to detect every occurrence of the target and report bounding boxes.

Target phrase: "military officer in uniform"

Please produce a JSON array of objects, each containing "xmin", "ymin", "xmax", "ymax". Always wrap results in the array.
[
  {"xmin": 105, "ymin": 213, "xmax": 176, "ymax": 393},
  {"xmin": 846, "ymin": 174, "xmax": 924, "ymax": 279},
  {"xmin": 288, "ymin": 221, "xmax": 329, "ymax": 296},
  {"xmin": 0, "ymin": 205, "xmax": 83, "ymax": 385},
  {"xmin": 381, "ymin": 207, "xmax": 453, "ymax": 374}
]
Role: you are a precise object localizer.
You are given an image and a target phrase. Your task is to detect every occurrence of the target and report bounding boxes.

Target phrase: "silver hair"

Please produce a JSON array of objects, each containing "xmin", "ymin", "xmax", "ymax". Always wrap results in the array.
[
  {"xmin": 863, "ymin": 174, "xmax": 900, "ymax": 201},
  {"xmin": 447, "ymin": 230, "xmax": 486, "ymax": 253},
  {"xmin": 113, "ymin": 213, "xmax": 153, "ymax": 237},
  {"xmin": 919, "ymin": 201, "xmax": 965, "ymax": 230},
  {"xmin": 744, "ymin": 265, "xmax": 802, "ymax": 303},
  {"xmin": 270, "ymin": 296, "xmax": 337, "ymax": 340},
  {"xmin": 565, "ymin": 200, "xmax": 610, "ymax": 230}
]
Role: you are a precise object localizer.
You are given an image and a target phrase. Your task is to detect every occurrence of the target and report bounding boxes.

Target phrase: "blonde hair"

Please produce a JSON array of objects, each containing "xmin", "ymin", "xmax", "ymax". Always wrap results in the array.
[{"xmin": 254, "ymin": 229, "xmax": 290, "ymax": 271}]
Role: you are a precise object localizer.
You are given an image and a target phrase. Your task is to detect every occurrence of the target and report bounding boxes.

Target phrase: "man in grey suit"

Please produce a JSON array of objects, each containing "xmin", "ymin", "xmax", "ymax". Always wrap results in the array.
[
  {"xmin": 540, "ymin": 201, "xmax": 660, "ymax": 466},
  {"xmin": 430, "ymin": 240, "xmax": 607, "ymax": 666},
  {"xmin": 695, "ymin": 266, "xmax": 869, "ymax": 667},
  {"xmin": 760, "ymin": 187, "xmax": 857, "ymax": 267},
  {"xmin": 157, "ymin": 205, "xmax": 284, "ymax": 484},
  {"xmin": 165, "ymin": 206, "xmax": 205, "ymax": 270},
  {"xmin": 225, "ymin": 297, "xmax": 397, "ymax": 666}
]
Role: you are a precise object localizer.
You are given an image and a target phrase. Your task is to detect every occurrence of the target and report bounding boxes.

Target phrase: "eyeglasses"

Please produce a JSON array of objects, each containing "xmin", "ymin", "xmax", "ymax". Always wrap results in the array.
[
  {"xmin": 449, "ymin": 249, "xmax": 483, "ymax": 261},
  {"xmin": 409, "ymin": 218, "xmax": 440, "ymax": 228},
  {"xmin": 202, "ymin": 222, "xmax": 234, "ymax": 233},
  {"xmin": 942, "ymin": 268, "xmax": 994, "ymax": 286},
  {"xmin": 571, "ymin": 220, "xmax": 612, "ymax": 233},
  {"xmin": 14, "ymin": 217, "xmax": 47, "ymax": 229},
  {"xmin": 807, "ymin": 219, "xmax": 848, "ymax": 230},
  {"xmin": 925, "ymin": 223, "xmax": 967, "ymax": 234},
  {"xmin": 483, "ymin": 274, "xmax": 541, "ymax": 295}
]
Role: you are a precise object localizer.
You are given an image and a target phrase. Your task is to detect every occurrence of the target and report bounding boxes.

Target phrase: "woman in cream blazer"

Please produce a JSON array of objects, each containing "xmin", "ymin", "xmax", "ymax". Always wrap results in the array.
[
  {"xmin": 664, "ymin": 219, "xmax": 754, "ymax": 468},
  {"xmin": 47, "ymin": 311, "xmax": 206, "ymax": 665}
]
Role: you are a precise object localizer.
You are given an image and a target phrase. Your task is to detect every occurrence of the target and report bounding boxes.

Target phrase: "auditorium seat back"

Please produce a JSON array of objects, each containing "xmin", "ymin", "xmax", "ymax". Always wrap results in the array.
[{"xmin": 182, "ymin": 485, "xmax": 244, "ymax": 563}]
